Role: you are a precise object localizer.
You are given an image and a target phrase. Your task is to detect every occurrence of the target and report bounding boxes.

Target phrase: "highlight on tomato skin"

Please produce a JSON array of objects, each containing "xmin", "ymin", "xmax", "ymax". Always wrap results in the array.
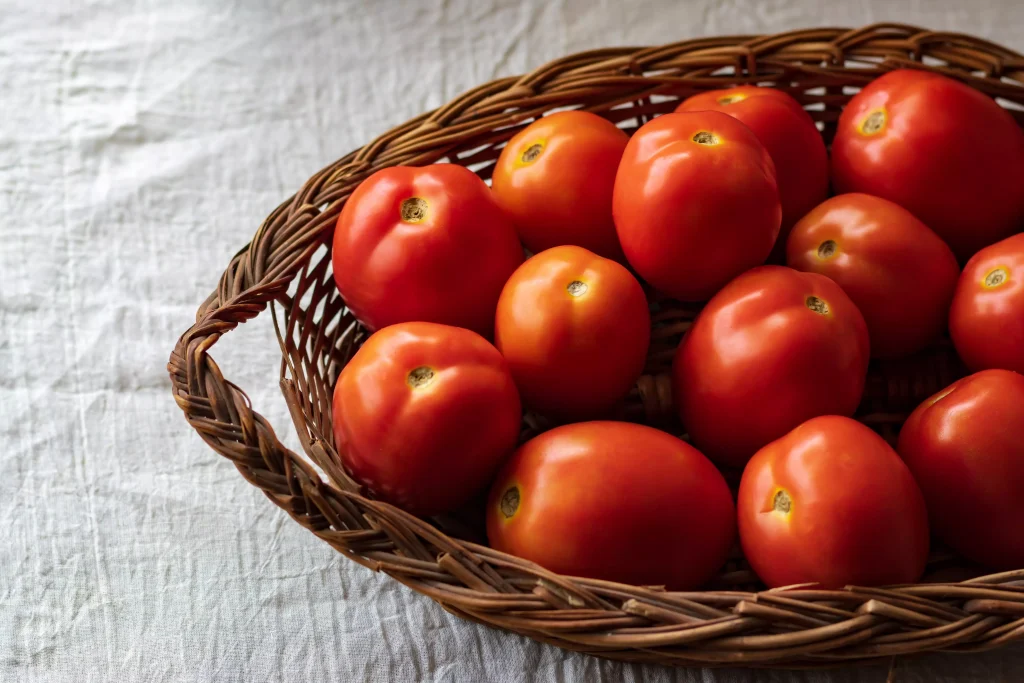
[
  {"xmin": 494, "ymin": 245, "xmax": 650, "ymax": 422},
  {"xmin": 331, "ymin": 164, "xmax": 524, "ymax": 338},
  {"xmin": 492, "ymin": 110, "xmax": 629, "ymax": 261},
  {"xmin": 332, "ymin": 321, "xmax": 522, "ymax": 518},
  {"xmin": 949, "ymin": 232, "xmax": 1024, "ymax": 375},
  {"xmin": 738, "ymin": 415, "xmax": 930, "ymax": 589},
  {"xmin": 786, "ymin": 193, "xmax": 960, "ymax": 359},
  {"xmin": 485, "ymin": 421, "xmax": 736, "ymax": 590},
  {"xmin": 898, "ymin": 369, "xmax": 1024, "ymax": 570},
  {"xmin": 676, "ymin": 85, "xmax": 828, "ymax": 262}
]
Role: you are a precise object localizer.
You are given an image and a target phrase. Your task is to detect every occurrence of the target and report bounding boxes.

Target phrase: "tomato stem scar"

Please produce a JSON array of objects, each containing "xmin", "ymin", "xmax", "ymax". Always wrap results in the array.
[
  {"xmin": 860, "ymin": 109, "xmax": 886, "ymax": 135},
  {"xmin": 400, "ymin": 197, "xmax": 429, "ymax": 223},
  {"xmin": 500, "ymin": 486, "xmax": 520, "ymax": 518},
  {"xmin": 805, "ymin": 296, "xmax": 830, "ymax": 315},
  {"xmin": 818, "ymin": 240, "xmax": 838, "ymax": 259},
  {"xmin": 773, "ymin": 489, "xmax": 792, "ymax": 514},
  {"xmin": 984, "ymin": 267, "xmax": 1009, "ymax": 288},
  {"xmin": 521, "ymin": 143, "xmax": 544, "ymax": 163},
  {"xmin": 692, "ymin": 131, "xmax": 719, "ymax": 145},
  {"xmin": 566, "ymin": 280, "xmax": 588, "ymax": 297},
  {"xmin": 717, "ymin": 94, "xmax": 745, "ymax": 105},
  {"xmin": 407, "ymin": 366, "xmax": 435, "ymax": 388}
]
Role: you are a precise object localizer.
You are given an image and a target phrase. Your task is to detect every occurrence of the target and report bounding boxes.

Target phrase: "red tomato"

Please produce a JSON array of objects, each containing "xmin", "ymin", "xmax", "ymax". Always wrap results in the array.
[
  {"xmin": 494, "ymin": 246, "xmax": 650, "ymax": 421},
  {"xmin": 949, "ymin": 233, "xmax": 1024, "ymax": 374},
  {"xmin": 673, "ymin": 266, "xmax": 870, "ymax": 468},
  {"xmin": 332, "ymin": 164, "xmax": 523, "ymax": 337},
  {"xmin": 676, "ymin": 86, "xmax": 828, "ymax": 259},
  {"xmin": 492, "ymin": 111, "xmax": 628, "ymax": 260},
  {"xmin": 787, "ymin": 193, "xmax": 960, "ymax": 359},
  {"xmin": 332, "ymin": 322, "xmax": 522, "ymax": 517},
  {"xmin": 487, "ymin": 421, "xmax": 735, "ymax": 589},
  {"xmin": 831, "ymin": 69, "xmax": 1024, "ymax": 261},
  {"xmin": 613, "ymin": 111, "xmax": 782, "ymax": 301},
  {"xmin": 739, "ymin": 416, "xmax": 930, "ymax": 589},
  {"xmin": 898, "ymin": 369, "xmax": 1024, "ymax": 569}
]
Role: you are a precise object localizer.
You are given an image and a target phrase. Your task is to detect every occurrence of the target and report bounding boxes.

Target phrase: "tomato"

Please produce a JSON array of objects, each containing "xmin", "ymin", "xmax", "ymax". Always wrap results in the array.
[
  {"xmin": 332, "ymin": 322, "xmax": 522, "ymax": 517},
  {"xmin": 613, "ymin": 111, "xmax": 782, "ymax": 301},
  {"xmin": 492, "ymin": 111, "xmax": 628, "ymax": 260},
  {"xmin": 494, "ymin": 246, "xmax": 650, "ymax": 421},
  {"xmin": 739, "ymin": 416, "xmax": 929, "ymax": 589},
  {"xmin": 673, "ymin": 266, "xmax": 870, "ymax": 468},
  {"xmin": 897, "ymin": 369, "xmax": 1024, "ymax": 569},
  {"xmin": 487, "ymin": 421, "xmax": 735, "ymax": 589},
  {"xmin": 949, "ymin": 233, "xmax": 1024, "ymax": 374},
  {"xmin": 787, "ymin": 193, "xmax": 960, "ymax": 359},
  {"xmin": 676, "ymin": 86, "xmax": 828, "ymax": 260},
  {"xmin": 332, "ymin": 164, "xmax": 524, "ymax": 337},
  {"xmin": 831, "ymin": 69, "xmax": 1024, "ymax": 261}
]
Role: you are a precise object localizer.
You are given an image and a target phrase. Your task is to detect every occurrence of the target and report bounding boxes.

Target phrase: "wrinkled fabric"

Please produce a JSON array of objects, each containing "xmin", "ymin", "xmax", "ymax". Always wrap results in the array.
[{"xmin": 2, "ymin": 1, "xmax": 1024, "ymax": 681}]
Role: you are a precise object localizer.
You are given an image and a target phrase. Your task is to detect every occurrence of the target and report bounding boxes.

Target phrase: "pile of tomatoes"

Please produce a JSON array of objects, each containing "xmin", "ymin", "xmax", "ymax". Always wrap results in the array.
[{"xmin": 330, "ymin": 69, "xmax": 1024, "ymax": 591}]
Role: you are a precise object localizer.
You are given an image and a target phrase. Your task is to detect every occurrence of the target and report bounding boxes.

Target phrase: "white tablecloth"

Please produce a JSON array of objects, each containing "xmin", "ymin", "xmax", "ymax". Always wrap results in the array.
[{"xmin": 3, "ymin": 1, "xmax": 1024, "ymax": 681}]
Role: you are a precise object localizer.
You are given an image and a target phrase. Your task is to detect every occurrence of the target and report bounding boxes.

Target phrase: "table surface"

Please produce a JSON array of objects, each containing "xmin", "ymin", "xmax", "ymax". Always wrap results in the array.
[{"xmin": 3, "ymin": 1, "xmax": 1024, "ymax": 681}]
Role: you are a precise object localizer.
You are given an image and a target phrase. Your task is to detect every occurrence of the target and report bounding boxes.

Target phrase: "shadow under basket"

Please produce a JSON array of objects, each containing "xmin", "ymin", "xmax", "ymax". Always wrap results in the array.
[{"xmin": 169, "ymin": 24, "xmax": 1024, "ymax": 669}]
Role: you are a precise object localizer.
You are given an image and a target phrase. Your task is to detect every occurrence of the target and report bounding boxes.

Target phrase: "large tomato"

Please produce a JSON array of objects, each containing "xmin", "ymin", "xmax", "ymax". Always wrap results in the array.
[
  {"xmin": 897, "ymin": 369, "xmax": 1024, "ymax": 569},
  {"xmin": 739, "ymin": 416, "xmax": 930, "ymax": 589},
  {"xmin": 673, "ymin": 266, "xmax": 870, "ymax": 468},
  {"xmin": 332, "ymin": 164, "xmax": 524, "ymax": 337},
  {"xmin": 332, "ymin": 322, "xmax": 522, "ymax": 517},
  {"xmin": 494, "ymin": 246, "xmax": 650, "ymax": 421},
  {"xmin": 613, "ymin": 111, "xmax": 782, "ymax": 301},
  {"xmin": 787, "ymin": 193, "xmax": 960, "ymax": 359},
  {"xmin": 676, "ymin": 86, "xmax": 828, "ymax": 259},
  {"xmin": 831, "ymin": 69, "xmax": 1024, "ymax": 261},
  {"xmin": 492, "ymin": 111, "xmax": 628, "ymax": 260},
  {"xmin": 949, "ymin": 233, "xmax": 1024, "ymax": 374},
  {"xmin": 487, "ymin": 421, "xmax": 735, "ymax": 589}
]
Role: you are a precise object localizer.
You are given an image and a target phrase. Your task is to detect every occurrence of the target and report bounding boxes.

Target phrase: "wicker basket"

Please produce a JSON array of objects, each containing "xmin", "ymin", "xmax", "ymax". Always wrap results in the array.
[{"xmin": 169, "ymin": 24, "xmax": 1024, "ymax": 668}]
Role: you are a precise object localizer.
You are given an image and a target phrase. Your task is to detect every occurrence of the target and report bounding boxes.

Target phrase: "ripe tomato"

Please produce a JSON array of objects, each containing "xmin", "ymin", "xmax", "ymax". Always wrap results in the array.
[
  {"xmin": 487, "ymin": 421, "xmax": 735, "ymax": 589},
  {"xmin": 492, "ymin": 111, "xmax": 628, "ymax": 260},
  {"xmin": 676, "ymin": 86, "xmax": 828, "ymax": 259},
  {"xmin": 897, "ymin": 369, "xmax": 1024, "ymax": 569},
  {"xmin": 332, "ymin": 322, "xmax": 522, "ymax": 517},
  {"xmin": 949, "ymin": 233, "xmax": 1024, "ymax": 374},
  {"xmin": 494, "ymin": 246, "xmax": 650, "ymax": 421},
  {"xmin": 739, "ymin": 416, "xmax": 929, "ymax": 589},
  {"xmin": 332, "ymin": 164, "xmax": 523, "ymax": 337},
  {"xmin": 613, "ymin": 111, "xmax": 782, "ymax": 301},
  {"xmin": 673, "ymin": 266, "xmax": 870, "ymax": 468},
  {"xmin": 787, "ymin": 193, "xmax": 960, "ymax": 359},
  {"xmin": 831, "ymin": 69, "xmax": 1024, "ymax": 261}
]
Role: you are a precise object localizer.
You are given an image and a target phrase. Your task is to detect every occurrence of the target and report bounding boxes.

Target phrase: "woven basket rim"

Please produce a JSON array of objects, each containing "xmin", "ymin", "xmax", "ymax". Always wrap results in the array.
[{"xmin": 169, "ymin": 23, "xmax": 1024, "ymax": 668}]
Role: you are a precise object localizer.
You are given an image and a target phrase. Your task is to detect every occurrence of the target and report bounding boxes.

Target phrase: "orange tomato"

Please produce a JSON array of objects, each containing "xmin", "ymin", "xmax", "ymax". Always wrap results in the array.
[
  {"xmin": 332, "ymin": 164, "xmax": 523, "ymax": 337},
  {"xmin": 898, "ymin": 369, "xmax": 1024, "ymax": 569},
  {"xmin": 494, "ymin": 246, "xmax": 650, "ymax": 421},
  {"xmin": 487, "ymin": 421, "xmax": 736, "ymax": 589},
  {"xmin": 673, "ymin": 266, "xmax": 870, "ymax": 468},
  {"xmin": 332, "ymin": 322, "xmax": 522, "ymax": 517},
  {"xmin": 676, "ymin": 86, "xmax": 828, "ymax": 259},
  {"xmin": 492, "ymin": 111, "xmax": 628, "ymax": 260},
  {"xmin": 739, "ymin": 416, "xmax": 930, "ymax": 589},
  {"xmin": 613, "ymin": 111, "xmax": 782, "ymax": 301},
  {"xmin": 831, "ymin": 69, "xmax": 1024, "ymax": 261},
  {"xmin": 787, "ymin": 193, "xmax": 960, "ymax": 359},
  {"xmin": 949, "ymin": 233, "xmax": 1024, "ymax": 374}
]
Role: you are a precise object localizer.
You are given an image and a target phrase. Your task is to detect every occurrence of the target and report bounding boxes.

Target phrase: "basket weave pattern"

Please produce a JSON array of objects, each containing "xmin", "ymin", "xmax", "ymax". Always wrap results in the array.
[{"xmin": 169, "ymin": 25, "xmax": 1024, "ymax": 667}]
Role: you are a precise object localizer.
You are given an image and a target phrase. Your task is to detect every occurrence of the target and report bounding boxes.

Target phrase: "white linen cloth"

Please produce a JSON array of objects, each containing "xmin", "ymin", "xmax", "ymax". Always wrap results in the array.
[{"xmin": 2, "ymin": 1, "xmax": 1023, "ymax": 680}]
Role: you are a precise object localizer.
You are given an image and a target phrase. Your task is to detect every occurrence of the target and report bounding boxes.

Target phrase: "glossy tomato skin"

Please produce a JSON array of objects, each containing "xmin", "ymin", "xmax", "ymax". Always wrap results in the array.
[
  {"xmin": 676, "ymin": 86, "xmax": 828, "ymax": 259},
  {"xmin": 831, "ymin": 69, "xmax": 1024, "ymax": 261},
  {"xmin": 613, "ymin": 111, "xmax": 782, "ymax": 301},
  {"xmin": 673, "ymin": 266, "xmax": 870, "ymax": 468},
  {"xmin": 898, "ymin": 370, "xmax": 1024, "ymax": 569},
  {"xmin": 332, "ymin": 322, "xmax": 522, "ymax": 517},
  {"xmin": 739, "ymin": 416, "xmax": 929, "ymax": 589},
  {"xmin": 787, "ymin": 193, "xmax": 960, "ymax": 359},
  {"xmin": 494, "ymin": 246, "xmax": 650, "ymax": 421},
  {"xmin": 492, "ymin": 111, "xmax": 628, "ymax": 260},
  {"xmin": 332, "ymin": 164, "xmax": 524, "ymax": 337},
  {"xmin": 949, "ymin": 233, "xmax": 1024, "ymax": 374},
  {"xmin": 487, "ymin": 421, "xmax": 736, "ymax": 589}
]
